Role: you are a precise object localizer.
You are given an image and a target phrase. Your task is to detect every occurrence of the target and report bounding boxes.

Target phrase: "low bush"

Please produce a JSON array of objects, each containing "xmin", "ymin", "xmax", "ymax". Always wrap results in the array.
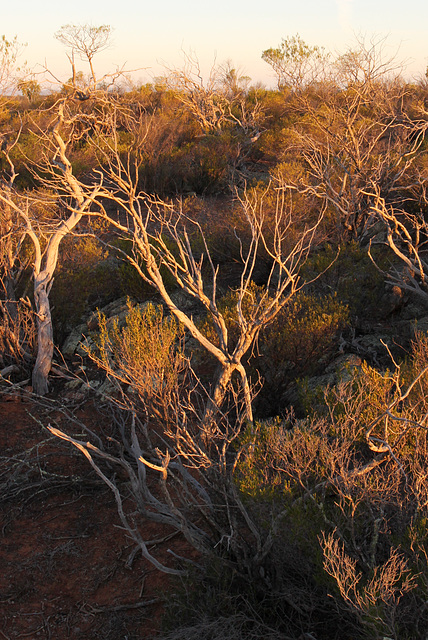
[
  {"xmin": 255, "ymin": 291, "xmax": 349, "ymax": 415},
  {"xmin": 93, "ymin": 301, "xmax": 187, "ymax": 425},
  {"xmin": 301, "ymin": 241, "xmax": 388, "ymax": 319},
  {"xmin": 198, "ymin": 286, "xmax": 349, "ymax": 416},
  {"xmin": 228, "ymin": 333, "xmax": 428, "ymax": 638}
]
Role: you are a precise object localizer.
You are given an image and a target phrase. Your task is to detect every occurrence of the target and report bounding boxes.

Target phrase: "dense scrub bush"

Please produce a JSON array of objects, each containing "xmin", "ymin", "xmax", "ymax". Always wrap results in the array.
[
  {"xmin": 50, "ymin": 236, "xmax": 122, "ymax": 343},
  {"xmin": 93, "ymin": 301, "xmax": 187, "ymax": 424},
  {"xmin": 175, "ymin": 195, "xmax": 244, "ymax": 267},
  {"xmin": 228, "ymin": 333, "xmax": 428, "ymax": 638},
  {"xmin": 198, "ymin": 285, "xmax": 348, "ymax": 416},
  {"xmin": 255, "ymin": 291, "xmax": 349, "ymax": 415},
  {"xmin": 141, "ymin": 129, "xmax": 248, "ymax": 195},
  {"xmin": 301, "ymin": 242, "xmax": 388, "ymax": 319}
]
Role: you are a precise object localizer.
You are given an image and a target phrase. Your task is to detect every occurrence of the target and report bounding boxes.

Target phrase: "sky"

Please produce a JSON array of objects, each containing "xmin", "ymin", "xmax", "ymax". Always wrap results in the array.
[{"xmin": 3, "ymin": 0, "xmax": 428, "ymax": 88}]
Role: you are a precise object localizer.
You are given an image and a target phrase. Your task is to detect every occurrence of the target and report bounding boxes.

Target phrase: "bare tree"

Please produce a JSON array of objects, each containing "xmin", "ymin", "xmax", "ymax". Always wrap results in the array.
[
  {"xmin": 365, "ymin": 184, "xmax": 428, "ymax": 301},
  {"xmin": 55, "ymin": 24, "xmax": 112, "ymax": 92},
  {"xmin": 166, "ymin": 51, "xmax": 264, "ymax": 145},
  {"xmin": 82, "ymin": 101, "xmax": 323, "ymax": 422},
  {"xmin": 0, "ymin": 26, "xmax": 122, "ymax": 392},
  {"xmin": 0, "ymin": 40, "xmax": 37, "ymax": 376},
  {"xmin": 0, "ymin": 99, "xmax": 101, "ymax": 393},
  {"xmin": 128, "ymin": 200, "xmax": 318, "ymax": 421},
  {"xmin": 266, "ymin": 36, "xmax": 428, "ymax": 241}
]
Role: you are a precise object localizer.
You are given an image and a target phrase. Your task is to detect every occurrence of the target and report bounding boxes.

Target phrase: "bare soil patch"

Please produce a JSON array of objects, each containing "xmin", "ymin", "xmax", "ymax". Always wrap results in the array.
[{"xmin": 0, "ymin": 394, "xmax": 181, "ymax": 639}]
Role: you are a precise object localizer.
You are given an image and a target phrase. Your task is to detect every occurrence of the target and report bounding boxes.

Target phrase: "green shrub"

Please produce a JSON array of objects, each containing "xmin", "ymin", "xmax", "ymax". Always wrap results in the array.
[
  {"xmin": 255, "ymin": 291, "xmax": 349, "ymax": 416},
  {"xmin": 92, "ymin": 301, "xmax": 187, "ymax": 427},
  {"xmin": 112, "ymin": 236, "xmax": 179, "ymax": 299},
  {"xmin": 232, "ymin": 348, "xmax": 428, "ymax": 638},
  {"xmin": 260, "ymin": 291, "xmax": 349, "ymax": 372},
  {"xmin": 50, "ymin": 236, "xmax": 121, "ymax": 343},
  {"xmin": 301, "ymin": 242, "xmax": 388, "ymax": 319}
]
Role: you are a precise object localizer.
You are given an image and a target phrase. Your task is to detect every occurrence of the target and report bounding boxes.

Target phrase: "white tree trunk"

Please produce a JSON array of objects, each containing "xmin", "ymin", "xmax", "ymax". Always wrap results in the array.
[
  {"xmin": 203, "ymin": 361, "xmax": 253, "ymax": 427},
  {"xmin": 32, "ymin": 278, "xmax": 53, "ymax": 395}
]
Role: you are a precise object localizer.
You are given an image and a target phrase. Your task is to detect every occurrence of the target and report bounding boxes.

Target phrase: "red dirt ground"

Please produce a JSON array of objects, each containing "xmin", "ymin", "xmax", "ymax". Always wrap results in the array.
[{"xmin": 0, "ymin": 393, "xmax": 184, "ymax": 640}]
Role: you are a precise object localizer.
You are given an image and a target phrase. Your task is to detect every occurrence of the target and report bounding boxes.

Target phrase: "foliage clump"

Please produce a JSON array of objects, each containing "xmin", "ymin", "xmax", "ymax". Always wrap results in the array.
[
  {"xmin": 227, "ymin": 333, "xmax": 428, "ymax": 639},
  {"xmin": 90, "ymin": 301, "xmax": 189, "ymax": 428}
]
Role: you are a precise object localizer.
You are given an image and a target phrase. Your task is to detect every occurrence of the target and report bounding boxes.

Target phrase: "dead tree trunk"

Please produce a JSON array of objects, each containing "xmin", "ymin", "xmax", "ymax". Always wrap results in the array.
[
  {"xmin": 0, "ymin": 100, "xmax": 99, "ymax": 393},
  {"xmin": 32, "ymin": 275, "xmax": 53, "ymax": 395}
]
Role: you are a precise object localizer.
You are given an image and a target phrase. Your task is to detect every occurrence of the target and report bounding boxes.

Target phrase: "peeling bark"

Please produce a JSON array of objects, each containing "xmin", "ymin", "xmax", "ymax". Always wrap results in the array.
[{"xmin": 32, "ymin": 278, "xmax": 53, "ymax": 395}]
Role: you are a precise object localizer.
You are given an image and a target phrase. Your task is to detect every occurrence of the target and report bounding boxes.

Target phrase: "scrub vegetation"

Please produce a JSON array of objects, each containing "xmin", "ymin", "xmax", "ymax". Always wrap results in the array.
[{"xmin": 2, "ymin": 26, "xmax": 428, "ymax": 639}]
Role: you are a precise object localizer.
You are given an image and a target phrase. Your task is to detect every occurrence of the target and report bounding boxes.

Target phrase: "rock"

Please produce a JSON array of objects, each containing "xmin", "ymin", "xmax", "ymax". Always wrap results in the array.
[
  {"xmin": 354, "ymin": 334, "xmax": 394, "ymax": 364},
  {"xmin": 63, "ymin": 389, "xmax": 87, "ymax": 403},
  {"xmin": 360, "ymin": 219, "xmax": 387, "ymax": 245},
  {"xmin": 85, "ymin": 379, "xmax": 102, "ymax": 390},
  {"xmin": 76, "ymin": 336, "xmax": 95, "ymax": 357},
  {"xmin": 63, "ymin": 297, "xmax": 153, "ymax": 357},
  {"xmin": 87, "ymin": 298, "xmax": 153, "ymax": 332},
  {"xmin": 325, "ymin": 353, "xmax": 363, "ymax": 374},
  {"xmin": 87, "ymin": 297, "xmax": 129, "ymax": 330},
  {"xmin": 96, "ymin": 377, "xmax": 117, "ymax": 397},
  {"xmin": 378, "ymin": 285, "xmax": 405, "ymax": 317},
  {"xmin": 64, "ymin": 378, "xmax": 82, "ymax": 391},
  {"xmin": 62, "ymin": 323, "xmax": 88, "ymax": 356},
  {"xmin": 302, "ymin": 354, "xmax": 363, "ymax": 396},
  {"xmin": 411, "ymin": 316, "xmax": 428, "ymax": 338},
  {"xmin": 169, "ymin": 291, "xmax": 200, "ymax": 314},
  {"xmin": 400, "ymin": 301, "xmax": 428, "ymax": 321}
]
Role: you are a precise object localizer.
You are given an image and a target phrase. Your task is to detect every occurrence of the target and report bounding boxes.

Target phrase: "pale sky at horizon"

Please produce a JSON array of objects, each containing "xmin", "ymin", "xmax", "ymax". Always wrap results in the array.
[{"xmin": 3, "ymin": 0, "xmax": 428, "ymax": 87}]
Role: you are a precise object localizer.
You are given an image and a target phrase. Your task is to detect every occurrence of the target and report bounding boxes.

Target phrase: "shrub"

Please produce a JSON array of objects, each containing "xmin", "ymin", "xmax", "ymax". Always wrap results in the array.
[
  {"xmin": 258, "ymin": 291, "xmax": 349, "ymax": 375},
  {"xmin": 112, "ymin": 236, "xmax": 179, "ymax": 299},
  {"xmin": 232, "ymin": 339, "xmax": 428, "ymax": 638},
  {"xmin": 0, "ymin": 296, "xmax": 36, "ymax": 374},
  {"xmin": 301, "ymin": 242, "xmax": 388, "ymax": 319},
  {"xmin": 50, "ymin": 236, "xmax": 120, "ymax": 343},
  {"xmin": 91, "ymin": 301, "xmax": 187, "ymax": 426}
]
